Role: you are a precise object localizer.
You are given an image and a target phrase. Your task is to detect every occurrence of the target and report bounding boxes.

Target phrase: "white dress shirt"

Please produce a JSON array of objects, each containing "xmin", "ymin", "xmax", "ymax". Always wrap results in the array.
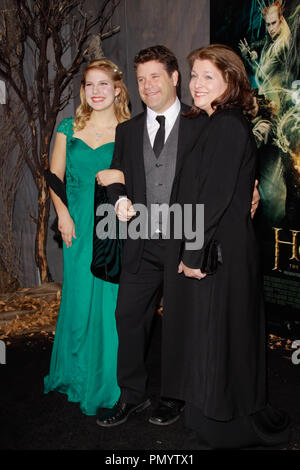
[{"xmin": 146, "ymin": 96, "xmax": 181, "ymax": 146}]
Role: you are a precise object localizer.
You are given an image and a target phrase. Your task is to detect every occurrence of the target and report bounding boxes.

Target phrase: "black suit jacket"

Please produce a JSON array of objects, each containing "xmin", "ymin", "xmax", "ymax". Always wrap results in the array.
[{"xmin": 106, "ymin": 103, "xmax": 208, "ymax": 273}]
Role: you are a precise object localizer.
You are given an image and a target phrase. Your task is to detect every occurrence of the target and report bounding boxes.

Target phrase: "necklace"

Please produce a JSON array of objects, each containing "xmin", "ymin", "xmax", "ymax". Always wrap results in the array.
[
  {"xmin": 89, "ymin": 122, "xmax": 115, "ymax": 141},
  {"xmin": 89, "ymin": 123, "xmax": 105, "ymax": 141},
  {"xmin": 94, "ymin": 130, "xmax": 104, "ymax": 140}
]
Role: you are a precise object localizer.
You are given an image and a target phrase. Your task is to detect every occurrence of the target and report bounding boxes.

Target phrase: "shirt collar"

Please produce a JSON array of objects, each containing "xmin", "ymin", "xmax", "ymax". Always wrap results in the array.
[{"xmin": 146, "ymin": 97, "xmax": 181, "ymax": 123}]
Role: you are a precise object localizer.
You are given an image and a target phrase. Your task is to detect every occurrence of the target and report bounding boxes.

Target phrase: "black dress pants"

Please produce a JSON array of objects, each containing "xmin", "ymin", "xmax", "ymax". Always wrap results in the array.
[{"xmin": 115, "ymin": 239, "xmax": 167, "ymax": 404}]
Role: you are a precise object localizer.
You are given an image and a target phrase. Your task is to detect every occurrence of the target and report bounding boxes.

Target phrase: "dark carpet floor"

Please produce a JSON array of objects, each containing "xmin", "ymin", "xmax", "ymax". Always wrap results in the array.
[{"xmin": 0, "ymin": 315, "xmax": 300, "ymax": 453}]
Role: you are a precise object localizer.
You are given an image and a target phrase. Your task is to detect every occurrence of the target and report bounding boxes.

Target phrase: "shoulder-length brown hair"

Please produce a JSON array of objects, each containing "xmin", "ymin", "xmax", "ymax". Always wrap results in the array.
[{"xmin": 186, "ymin": 44, "xmax": 255, "ymax": 118}]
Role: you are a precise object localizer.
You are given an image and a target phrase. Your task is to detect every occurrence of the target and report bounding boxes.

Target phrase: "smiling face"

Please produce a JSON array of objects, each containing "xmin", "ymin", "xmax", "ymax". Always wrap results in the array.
[
  {"xmin": 136, "ymin": 60, "xmax": 178, "ymax": 113},
  {"xmin": 84, "ymin": 68, "xmax": 120, "ymax": 112},
  {"xmin": 189, "ymin": 59, "xmax": 228, "ymax": 115},
  {"xmin": 265, "ymin": 7, "xmax": 282, "ymax": 38}
]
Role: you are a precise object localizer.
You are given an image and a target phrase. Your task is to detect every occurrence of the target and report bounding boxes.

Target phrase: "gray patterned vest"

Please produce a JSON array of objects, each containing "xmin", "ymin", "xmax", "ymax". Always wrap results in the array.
[{"xmin": 143, "ymin": 114, "xmax": 180, "ymax": 237}]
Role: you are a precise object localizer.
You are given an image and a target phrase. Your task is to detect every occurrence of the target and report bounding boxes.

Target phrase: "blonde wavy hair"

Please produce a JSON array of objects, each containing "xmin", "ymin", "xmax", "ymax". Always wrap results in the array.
[{"xmin": 74, "ymin": 59, "xmax": 130, "ymax": 131}]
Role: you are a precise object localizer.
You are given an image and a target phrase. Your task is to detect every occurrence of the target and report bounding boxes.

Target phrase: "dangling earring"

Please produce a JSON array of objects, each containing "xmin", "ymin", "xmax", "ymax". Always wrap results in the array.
[{"xmin": 115, "ymin": 96, "xmax": 119, "ymax": 104}]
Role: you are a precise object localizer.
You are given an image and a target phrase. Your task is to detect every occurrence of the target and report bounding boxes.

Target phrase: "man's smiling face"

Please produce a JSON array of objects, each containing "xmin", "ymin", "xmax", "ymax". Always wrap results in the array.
[{"xmin": 136, "ymin": 60, "xmax": 178, "ymax": 113}]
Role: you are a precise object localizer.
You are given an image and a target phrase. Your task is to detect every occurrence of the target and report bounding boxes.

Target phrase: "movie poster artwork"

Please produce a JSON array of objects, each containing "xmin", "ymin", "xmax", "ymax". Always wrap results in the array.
[{"xmin": 211, "ymin": 0, "xmax": 300, "ymax": 321}]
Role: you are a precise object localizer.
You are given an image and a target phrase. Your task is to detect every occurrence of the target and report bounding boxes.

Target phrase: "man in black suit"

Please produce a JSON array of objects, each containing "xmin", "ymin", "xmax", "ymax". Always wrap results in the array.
[{"xmin": 96, "ymin": 45, "xmax": 259, "ymax": 428}]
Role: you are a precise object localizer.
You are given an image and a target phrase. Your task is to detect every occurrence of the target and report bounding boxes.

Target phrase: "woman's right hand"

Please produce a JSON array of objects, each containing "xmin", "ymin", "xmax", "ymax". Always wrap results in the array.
[
  {"xmin": 58, "ymin": 212, "xmax": 76, "ymax": 248},
  {"xmin": 178, "ymin": 261, "xmax": 207, "ymax": 280}
]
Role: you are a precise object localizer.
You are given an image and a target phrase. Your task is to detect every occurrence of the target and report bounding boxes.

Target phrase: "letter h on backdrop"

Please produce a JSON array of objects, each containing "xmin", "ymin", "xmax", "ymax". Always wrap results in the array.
[{"xmin": 272, "ymin": 228, "xmax": 300, "ymax": 271}]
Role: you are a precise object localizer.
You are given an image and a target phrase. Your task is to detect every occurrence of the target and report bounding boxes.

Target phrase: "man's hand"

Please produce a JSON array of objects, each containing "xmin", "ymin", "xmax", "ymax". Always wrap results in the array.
[
  {"xmin": 238, "ymin": 38, "xmax": 257, "ymax": 61},
  {"xmin": 251, "ymin": 179, "xmax": 260, "ymax": 219},
  {"xmin": 116, "ymin": 198, "xmax": 136, "ymax": 222},
  {"xmin": 178, "ymin": 261, "xmax": 207, "ymax": 280},
  {"xmin": 238, "ymin": 38, "xmax": 249, "ymax": 57}
]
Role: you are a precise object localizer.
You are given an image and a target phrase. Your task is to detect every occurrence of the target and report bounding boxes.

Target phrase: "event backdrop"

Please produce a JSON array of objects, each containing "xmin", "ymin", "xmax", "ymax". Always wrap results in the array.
[
  {"xmin": 211, "ymin": 0, "xmax": 300, "ymax": 322},
  {"xmin": 12, "ymin": 0, "xmax": 210, "ymax": 286}
]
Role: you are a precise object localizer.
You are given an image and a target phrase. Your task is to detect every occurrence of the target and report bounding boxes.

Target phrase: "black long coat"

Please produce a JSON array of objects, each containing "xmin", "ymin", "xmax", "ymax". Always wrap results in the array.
[{"xmin": 162, "ymin": 108, "xmax": 267, "ymax": 421}]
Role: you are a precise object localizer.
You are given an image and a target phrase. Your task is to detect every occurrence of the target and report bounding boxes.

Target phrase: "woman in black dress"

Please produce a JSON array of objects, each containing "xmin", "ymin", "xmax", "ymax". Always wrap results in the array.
[{"xmin": 162, "ymin": 44, "xmax": 290, "ymax": 449}]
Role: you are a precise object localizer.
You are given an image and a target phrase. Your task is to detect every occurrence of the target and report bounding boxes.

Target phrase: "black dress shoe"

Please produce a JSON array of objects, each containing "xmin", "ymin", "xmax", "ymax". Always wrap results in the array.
[
  {"xmin": 149, "ymin": 399, "xmax": 185, "ymax": 426},
  {"xmin": 96, "ymin": 398, "xmax": 151, "ymax": 427}
]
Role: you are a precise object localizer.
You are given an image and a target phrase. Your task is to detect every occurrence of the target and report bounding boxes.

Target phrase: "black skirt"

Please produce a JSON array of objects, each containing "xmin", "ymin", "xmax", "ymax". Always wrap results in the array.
[{"xmin": 185, "ymin": 403, "xmax": 290, "ymax": 449}]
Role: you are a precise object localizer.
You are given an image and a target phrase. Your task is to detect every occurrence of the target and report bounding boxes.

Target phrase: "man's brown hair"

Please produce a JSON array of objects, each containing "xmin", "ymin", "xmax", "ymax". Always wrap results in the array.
[{"xmin": 134, "ymin": 45, "xmax": 179, "ymax": 77}]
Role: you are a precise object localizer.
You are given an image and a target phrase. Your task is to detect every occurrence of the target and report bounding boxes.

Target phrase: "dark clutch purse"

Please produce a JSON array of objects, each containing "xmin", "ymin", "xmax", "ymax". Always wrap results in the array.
[
  {"xmin": 90, "ymin": 181, "xmax": 124, "ymax": 284},
  {"xmin": 200, "ymin": 240, "xmax": 222, "ymax": 274}
]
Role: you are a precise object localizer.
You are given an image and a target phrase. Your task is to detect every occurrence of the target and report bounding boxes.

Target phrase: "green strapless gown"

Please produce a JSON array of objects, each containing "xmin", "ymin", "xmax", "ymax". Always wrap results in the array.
[{"xmin": 44, "ymin": 118, "xmax": 120, "ymax": 415}]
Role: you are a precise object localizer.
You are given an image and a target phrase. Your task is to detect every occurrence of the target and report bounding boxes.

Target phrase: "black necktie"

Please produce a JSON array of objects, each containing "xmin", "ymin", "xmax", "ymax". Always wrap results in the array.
[{"xmin": 153, "ymin": 115, "xmax": 165, "ymax": 158}]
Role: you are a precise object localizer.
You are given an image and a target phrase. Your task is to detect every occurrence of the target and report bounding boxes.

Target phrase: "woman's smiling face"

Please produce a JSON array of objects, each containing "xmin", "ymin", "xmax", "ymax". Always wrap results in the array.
[
  {"xmin": 189, "ymin": 59, "xmax": 227, "ymax": 115},
  {"xmin": 84, "ymin": 68, "xmax": 119, "ymax": 111}
]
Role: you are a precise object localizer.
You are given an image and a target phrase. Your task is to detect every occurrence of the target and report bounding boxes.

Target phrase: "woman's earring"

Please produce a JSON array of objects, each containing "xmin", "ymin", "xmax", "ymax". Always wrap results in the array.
[{"xmin": 115, "ymin": 96, "xmax": 119, "ymax": 104}]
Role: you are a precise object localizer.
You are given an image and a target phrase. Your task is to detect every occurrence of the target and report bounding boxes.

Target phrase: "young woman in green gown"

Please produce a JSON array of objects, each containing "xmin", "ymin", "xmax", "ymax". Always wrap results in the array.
[{"xmin": 44, "ymin": 59, "xmax": 130, "ymax": 415}]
